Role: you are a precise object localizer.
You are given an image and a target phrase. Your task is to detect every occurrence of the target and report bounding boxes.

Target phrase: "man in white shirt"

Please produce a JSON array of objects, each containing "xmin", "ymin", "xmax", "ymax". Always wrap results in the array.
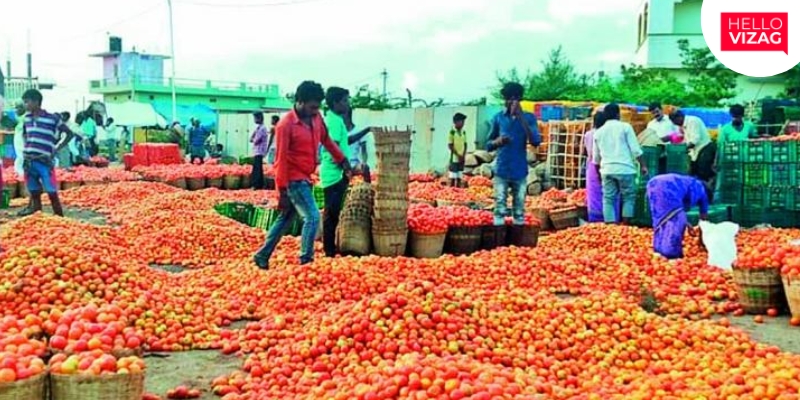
[
  {"xmin": 669, "ymin": 110, "xmax": 711, "ymax": 162},
  {"xmin": 593, "ymin": 103, "xmax": 648, "ymax": 224},
  {"xmin": 647, "ymin": 103, "xmax": 677, "ymax": 141},
  {"xmin": 104, "ymin": 118, "xmax": 119, "ymax": 162}
]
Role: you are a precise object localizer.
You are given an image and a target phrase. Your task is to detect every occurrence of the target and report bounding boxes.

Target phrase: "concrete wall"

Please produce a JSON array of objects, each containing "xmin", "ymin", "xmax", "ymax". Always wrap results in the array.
[{"xmin": 673, "ymin": 0, "xmax": 702, "ymax": 34}]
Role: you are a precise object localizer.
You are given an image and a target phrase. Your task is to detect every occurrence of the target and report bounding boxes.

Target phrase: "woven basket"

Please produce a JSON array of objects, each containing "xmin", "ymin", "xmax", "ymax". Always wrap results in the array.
[
  {"xmin": 731, "ymin": 268, "xmax": 786, "ymax": 314},
  {"xmin": 0, "ymin": 373, "xmax": 46, "ymax": 400},
  {"xmin": 207, "ymin": 177, "xmax": 223, "ymax": 189},
  {"xmin": 782, "ymin": 277, "xmax": 800, "ymax": 319},
  {"xmin": 50, "ymin": 372, "xmax": 144, "ymax": 400},
  {"xmin": 549, "ymin": 208, "xmax": 580, "ymax": 230},
  {"xmin": 445, "ymin": 226, "xmax": 482, "ymax": 255},
  {"xmin": 167, "ymin": 178, "xmax": 188, "ymax": 190},
  {"xmin": 410, "ymin": 231, "xmax": 447, "ymax": 259},
  {"xmin": 222, "ymin": 175, "xmax": 241, "ymax": 190},
  {"xmin": 531, "ymin": 208, "xmax": 552, "ymax": 231},
  {"xmin": 61, "ymin": 181, "xmax": 82, "ymax": 191},
  {"xmin": 241, "ymin": 174, "xmax": 252, "ymax": 189},
  {"xmin": 186, "ymin": 178, "xmax": 206, "ymax": 191},
  {"xmin": 372, "ymin": 228, "xmax": 408, "ymax": 257},
  {"xmin": 508, "ymin": 225, "xmax": 540, "ymax": 248},
  {"xmin": 6, "ymin": 183, "xmax": 19, "ymax": 199},
  {"xmin": 481, "ymin": 225, "xmax": 507, "ymax": 250}
]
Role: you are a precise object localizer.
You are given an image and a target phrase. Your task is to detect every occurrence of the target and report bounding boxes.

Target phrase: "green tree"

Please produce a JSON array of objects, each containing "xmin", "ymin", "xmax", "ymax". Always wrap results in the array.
[
  {"xmin": 495, "ymin": 47, "xmax": 591, "ymax": 101},
  {"xmin": 677, "ymin": 39, "xmax": 738, "ymax": 107},
  {"xmin": 614, "ymin": 65, "xmax": 689, "ymax": 106},
  {"xmin": 783, "ymin": 65, "xmax": 800, "ymax": 98}
]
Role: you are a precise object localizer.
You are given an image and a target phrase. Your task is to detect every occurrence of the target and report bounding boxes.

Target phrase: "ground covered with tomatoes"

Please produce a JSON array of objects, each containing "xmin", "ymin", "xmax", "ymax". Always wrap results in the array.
[{"xmin": 2, "ymin": 181, "xmax": 800, "ymax": 399}]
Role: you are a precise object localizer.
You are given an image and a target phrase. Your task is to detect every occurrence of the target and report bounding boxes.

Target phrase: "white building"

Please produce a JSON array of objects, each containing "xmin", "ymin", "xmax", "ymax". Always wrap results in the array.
[{"xmin": 634, "ymin": 0, "xmax": 786, "ymax": 103}]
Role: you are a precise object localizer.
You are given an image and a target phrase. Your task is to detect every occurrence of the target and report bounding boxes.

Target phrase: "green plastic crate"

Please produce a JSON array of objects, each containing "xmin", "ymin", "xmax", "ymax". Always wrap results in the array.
[
  {"xmin": 632, "ymin": 188, "xmax": 652, "ymax": 227},
  {"xmin": 665, "ymin": 144, "xmax": 689, "ymax": 175},
  {"xmin": 743, "ymin": 186, "xmax": 767, "ymax": 208},
  {"xmin": 238, "ymin": 156, "xmax": 255, "ymax": 165},
  {"xmin": 214, "ymin": 202, "xmax": 255, "ymax": 225},
  {"xmin": 312, "ymin": 185, "xmax": 325, "ymax": 209},
  {"xmin": 721, "ymin": 141, "xmax": 745, "ymax": 164},
  {"xmin": 249, "ymin": 207, "xmax": 302, "ymax": 236},
  {"xmin": 719, "ymin": 165, "xmax": 743, "ymax": 185},
  {"xmin": 743, "ymin": 164, "xmax": 768, "ymax": 186},
  {"xmin": 766, "ymin": 186, "xmax": 793, "ymax": 210},
  {"xmin": 770, "ymin": 141, "xmax": 796, "ymax": 163},
  {"xmin": 1, "ymin": 189, "xmax": 10, "ymax": 209},
  {"xmin": 641, "ymin": 147, "xmax": 661, "ymax": 178},
  {"xmin": 768, "ymin": 164, "xmax": 795, "ymax": 186},
  {"xmin": 744, "ymin": 141, "xmax": 769, "ymax": 163},
  {"xmin": 687, "ymin": 204, "xmax": 733, "ymax": 225},
  {"xmin": 719, "ymin": 185, "xmax": 742, "ymax": 205}
]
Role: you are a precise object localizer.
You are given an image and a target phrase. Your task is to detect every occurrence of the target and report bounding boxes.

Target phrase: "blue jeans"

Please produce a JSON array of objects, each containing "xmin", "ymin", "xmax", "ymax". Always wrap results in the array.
[
  {"xmin": 493, "ymin": 176, "xmax": 527, "ymax": 226},
  {"xmin": 601, "ymin": 174, "xmax": 636, "ymax": 222},
  {"xmin": 255, "ymin": 181, "xmax": 320, "ymax": 264}
]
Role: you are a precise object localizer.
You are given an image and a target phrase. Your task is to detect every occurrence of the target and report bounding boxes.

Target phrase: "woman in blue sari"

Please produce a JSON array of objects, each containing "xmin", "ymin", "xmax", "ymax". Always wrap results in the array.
[{"xmin": 646, "ymin": 174, "xmax": 709, "ymax": 259}]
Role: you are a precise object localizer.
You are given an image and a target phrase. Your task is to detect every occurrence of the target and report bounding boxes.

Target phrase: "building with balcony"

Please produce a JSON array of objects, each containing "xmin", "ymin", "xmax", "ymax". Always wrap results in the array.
[
  {"xmin": 634, "ymin": 0, "xmax": 786, "ymax": 103},
  {"xmin": 88, "ymin": 37, "xmax": 290, "ymax": 113}
]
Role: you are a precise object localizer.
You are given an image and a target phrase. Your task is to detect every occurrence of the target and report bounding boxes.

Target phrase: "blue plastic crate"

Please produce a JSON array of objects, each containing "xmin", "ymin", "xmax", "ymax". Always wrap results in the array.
[{"xmin": 540, "ymin": 105, "xmax": 564, "ymax": 121}]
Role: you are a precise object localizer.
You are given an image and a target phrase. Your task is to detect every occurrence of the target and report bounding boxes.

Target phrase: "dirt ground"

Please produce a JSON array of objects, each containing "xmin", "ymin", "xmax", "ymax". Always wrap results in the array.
[
  {"xmin": 2, "ymin": 205, "xmax": 799, "ymax": 397},
  {"xmin": 144, "ymin": 351, "xmax": 242, "ymax": 399}
]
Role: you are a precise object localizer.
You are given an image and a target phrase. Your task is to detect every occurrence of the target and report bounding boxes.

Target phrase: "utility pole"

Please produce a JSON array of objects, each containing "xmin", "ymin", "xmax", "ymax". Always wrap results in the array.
[
  {"xmin": 381, "ymin": 68, "xmax": 388, "ymax": 99},
  {"xmin": 167, "ymin": 0, "xmax": 177, "ymax": 124}
]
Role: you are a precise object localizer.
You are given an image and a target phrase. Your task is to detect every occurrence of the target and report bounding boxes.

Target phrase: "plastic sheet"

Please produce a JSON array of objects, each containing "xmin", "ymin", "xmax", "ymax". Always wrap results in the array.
[{"xmin": 700, "ymin": 221, "xmax": 739, "ymax": 271}]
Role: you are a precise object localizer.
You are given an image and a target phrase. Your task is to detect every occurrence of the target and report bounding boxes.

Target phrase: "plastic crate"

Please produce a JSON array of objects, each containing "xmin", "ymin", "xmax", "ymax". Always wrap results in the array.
[
  {"xmin": 733, "ymin": 207, "xmax": 770, "ymax": 228},
  {"xmin": 767, "ymin": 186, "xmax": 793, "ymax": 210},
  {"xmin": 793, "ymin": 188, "xmax": 800, "ymax": 211},
  {"xmin": 312, "ymin": 185, "xmax": 325, "ymax": 209},
  {"xmin": 214, "ymin": 202, "xmax": 255, "ymax": 225},
  {"xmin": 721, "ymin": 141, "xmax": 745, "ymax": 164},
  {"xmin": 719, "ymin": 165, "xmax": 743, "ymax": 185},
  {"xmin": 632, "ymin": 188, "xmax": 652, "ymax": 227},
  {"xmin": 744, "ymin": 141, "xmax": 769, "ymax": 163},
  {"xmin": 249, "ymin": 207, "xmax": 302, "ymax": 236},
  {"xmin": 743, "ymin": 186, "xmax": 767, "ymax": 208},
  {"xmin": 743, "ymin": 164, "xmax": 768, "ymax": 186},
  {"xmin": 718, "ymin": 185, "xmax": 742, "ymax": 205},
  {"xmin": 770, "ymin": 141, "xmax": 796, "ymax": 163},
  {"xmin": 687, "ymin": 204, "xmax": 733, "ymax": 225},
  {"xmin": 641, "ymin": 147, "xmax": 661, "ymax": 179},
  {"xmin": 665, "ymin": 144, "xmax": 689, "ymax": 175},
  {"xmin": 1, "ymin": 189, "xmax": 9, "ymax": 209},
  {"xmin": 768, "ymin": 164, "xmax": 795, "ymax": 186}
]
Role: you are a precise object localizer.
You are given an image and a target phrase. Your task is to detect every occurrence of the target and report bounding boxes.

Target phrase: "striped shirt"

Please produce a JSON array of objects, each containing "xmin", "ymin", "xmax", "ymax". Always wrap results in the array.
[{"xmin": 23, "ymin": 110, "xmax": 66, "ymax": 160}]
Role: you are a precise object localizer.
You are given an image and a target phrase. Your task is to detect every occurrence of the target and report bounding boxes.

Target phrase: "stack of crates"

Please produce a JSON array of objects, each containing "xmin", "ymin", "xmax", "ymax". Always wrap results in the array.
[
  {"xmin": 665, "ymin": 144, "xmax": 690, "ymax": 175},
  {"xmin": 720, "ymin": 140, "xmax": 798, "ymax": 228}
]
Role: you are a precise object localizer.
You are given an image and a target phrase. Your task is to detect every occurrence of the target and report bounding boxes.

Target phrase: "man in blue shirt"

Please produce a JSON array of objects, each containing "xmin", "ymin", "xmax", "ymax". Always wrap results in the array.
[
  {"xmin": 188, "ymin": 118, "xmax": 210, "ymax": 164},
  {"xmin": 486, "ymin": 82, "xmax": 541, "ymax": 226}
]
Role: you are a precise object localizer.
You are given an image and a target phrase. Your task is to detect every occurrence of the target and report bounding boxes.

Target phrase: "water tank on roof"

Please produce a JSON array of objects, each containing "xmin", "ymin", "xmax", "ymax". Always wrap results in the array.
[{"xmin": 109, "ymin": 36, "xmax": 122, "ymax": 53}]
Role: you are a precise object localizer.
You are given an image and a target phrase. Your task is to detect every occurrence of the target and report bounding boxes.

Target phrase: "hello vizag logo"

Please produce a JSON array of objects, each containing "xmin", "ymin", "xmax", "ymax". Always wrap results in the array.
[{"xmin": 720, "ymin": 13, "xmax": 788, "ymax": 54}]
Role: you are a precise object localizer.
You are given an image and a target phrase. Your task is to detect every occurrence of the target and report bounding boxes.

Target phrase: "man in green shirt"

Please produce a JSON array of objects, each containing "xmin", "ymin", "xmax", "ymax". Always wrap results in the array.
[
  {"xmin": 719, "ymin": 104, "xmax": 757, "ymax": 144},
  {"xmin": 320, "ymin": 87, "xmax": 370, "ymax": 257}
]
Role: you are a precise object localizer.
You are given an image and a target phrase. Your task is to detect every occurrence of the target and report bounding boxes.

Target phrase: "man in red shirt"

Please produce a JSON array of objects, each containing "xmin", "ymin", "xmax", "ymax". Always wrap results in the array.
[{"xmin": 254, "ymin": 81, "xmax": 351, "ymax": 270}]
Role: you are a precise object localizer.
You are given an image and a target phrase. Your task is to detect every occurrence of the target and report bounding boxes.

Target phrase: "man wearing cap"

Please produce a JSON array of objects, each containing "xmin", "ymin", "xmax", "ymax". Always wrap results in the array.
[{"xmin": 448, "ymin": 113, "xmax": 468, "ymax": 188}]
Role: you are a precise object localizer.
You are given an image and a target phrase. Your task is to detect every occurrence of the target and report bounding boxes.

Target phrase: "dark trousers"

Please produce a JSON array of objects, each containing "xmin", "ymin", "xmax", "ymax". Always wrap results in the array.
[
  {"xmin": 323, "ymin": 177, "xmax": 349, "ymax": 257},
  {"xmin": 251, "ymin": 155, "xmax": 265, "ymax": 189}
]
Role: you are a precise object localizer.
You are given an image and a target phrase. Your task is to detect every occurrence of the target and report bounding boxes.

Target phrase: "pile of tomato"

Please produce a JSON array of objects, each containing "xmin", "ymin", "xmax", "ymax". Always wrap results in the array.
[{"xmin": 1, "ymin": 180, "xmax": 800, "ymax": 398}]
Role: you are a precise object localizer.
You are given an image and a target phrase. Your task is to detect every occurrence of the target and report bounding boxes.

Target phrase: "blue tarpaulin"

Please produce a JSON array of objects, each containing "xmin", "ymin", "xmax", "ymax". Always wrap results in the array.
[
  {"xmin": 151, "ymin": 101, "xmax": 218, "ymax": 129},
  {"xmin": 680, "ymin": 108, "xmax": 732, "ymax": 129}
]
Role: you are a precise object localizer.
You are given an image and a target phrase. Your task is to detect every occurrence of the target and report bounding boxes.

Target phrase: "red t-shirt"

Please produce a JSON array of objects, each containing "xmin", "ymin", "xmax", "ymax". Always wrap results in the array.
[{"xmin": 275, "ymin": 109, "xmax": 345, "ymax": 190}]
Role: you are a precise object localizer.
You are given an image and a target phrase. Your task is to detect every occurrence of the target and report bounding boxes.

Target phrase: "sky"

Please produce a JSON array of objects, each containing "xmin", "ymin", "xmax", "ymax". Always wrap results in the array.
[{"xmin": 0, "ymin": 0, "xmax": 642, "ymax": 112}]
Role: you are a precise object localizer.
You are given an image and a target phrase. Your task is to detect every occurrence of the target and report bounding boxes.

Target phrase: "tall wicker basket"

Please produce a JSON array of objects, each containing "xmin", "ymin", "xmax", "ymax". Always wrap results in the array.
[
  {"xmin": 50, "ymin": 373, "xmax": 144, "ymax": 400},
  {"xmin": 0, "ymin": 373, "xmax": 46, "ymax": 400},
  {"xmin": 731, "ymin": 268, "xmax": 786, "ymax": 315},
  {"xmin": 338, "ymin": 183, "xmax": 374, "ymax": 256}
]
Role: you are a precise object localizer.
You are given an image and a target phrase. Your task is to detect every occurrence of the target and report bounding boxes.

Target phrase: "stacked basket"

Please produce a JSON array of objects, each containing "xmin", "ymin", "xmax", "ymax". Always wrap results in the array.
[
  {"xmin": 337, "ymin": 183, "xmax": 374, "ymax": 256},
  {"xmin": 372, "ymin": 127, "xmax": 412, "ymax": 257}
]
